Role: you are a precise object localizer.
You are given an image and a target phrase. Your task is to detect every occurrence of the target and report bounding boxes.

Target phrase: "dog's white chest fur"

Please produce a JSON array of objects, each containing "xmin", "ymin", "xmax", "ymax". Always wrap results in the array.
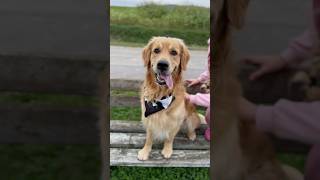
[
  {"xmin": 142, "ymin": 102, "xmax": 186, "ymax": 141},
  {"xmin": 152, "ymin": 129, "xmax": 170, "ymax": 141}
]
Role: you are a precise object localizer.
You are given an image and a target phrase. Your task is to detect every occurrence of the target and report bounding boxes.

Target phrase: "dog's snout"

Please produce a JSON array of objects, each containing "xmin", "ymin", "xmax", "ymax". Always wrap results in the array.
[{"xmin": 157, "ymin": 60, "xmax": 169, "ymax": 71}]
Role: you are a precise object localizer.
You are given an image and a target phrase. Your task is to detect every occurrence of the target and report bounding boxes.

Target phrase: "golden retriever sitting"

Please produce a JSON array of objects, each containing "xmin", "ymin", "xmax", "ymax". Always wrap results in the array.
[{"xmin": 137, "ymin": 37, "xmax": 201, "ymax": 160}]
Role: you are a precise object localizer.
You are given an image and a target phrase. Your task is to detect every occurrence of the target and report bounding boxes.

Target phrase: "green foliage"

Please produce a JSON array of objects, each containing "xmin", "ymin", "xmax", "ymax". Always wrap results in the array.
[
  {"xmin": 110, "ymin": 4, "xmax": 209, "ymax": 47},
  {"xmin": 111, "ymin": 5, "xmax": 209, "ymax": 31},
  {"xmin": 137, "ymin": 3, "xmax": 170, "ymax": 19},
  {"xmin": 110, "ymin": 24, "xmax": 208, "ymax": 46}
]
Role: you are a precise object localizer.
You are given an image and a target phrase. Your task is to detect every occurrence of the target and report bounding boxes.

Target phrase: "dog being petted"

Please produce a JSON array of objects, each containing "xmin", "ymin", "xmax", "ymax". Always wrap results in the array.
[
  {"xmin": 138, "ymin": 37, "xmax": 201, "ymax": 161},
  {"xmin": 110, "ymin": 2, "xmax": 210, "ymax": 179}
]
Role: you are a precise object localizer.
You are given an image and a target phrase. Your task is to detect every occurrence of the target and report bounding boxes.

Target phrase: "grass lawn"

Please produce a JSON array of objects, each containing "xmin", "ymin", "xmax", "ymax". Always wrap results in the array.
[
  {"xmin": 110, "ymin": 4, "xmax": 209, "ymax": 48},
  {"xmin": 0, "ymin": 92, "xmax": 101, "ymax": 179},
  {"xmin": 111, "ymin": 166, "xmax": 209, "ymax": 180},
  {"xmin": 111, "ymin": 89, "xmax": 140, "ymax": 97},
  {"xmin": 0, "ymin": 92, "xmax": 98, "ymax": 107},
  {"xmin": 0, "ymin": 144, "xmax": 101, "ymax": 180}
]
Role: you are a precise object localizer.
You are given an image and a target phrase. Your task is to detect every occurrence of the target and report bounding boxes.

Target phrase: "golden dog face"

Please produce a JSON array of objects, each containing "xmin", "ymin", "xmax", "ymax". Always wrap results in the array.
[{"xmin": 142, "ymin": 37, "xmax": 190, "ymax": 88}]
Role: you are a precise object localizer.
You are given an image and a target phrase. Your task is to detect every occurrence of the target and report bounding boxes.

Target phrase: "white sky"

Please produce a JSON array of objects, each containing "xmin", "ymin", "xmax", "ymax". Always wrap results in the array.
[{"xmin": 110, "ymin": 0, "xmax": 209, "ymax": 8}]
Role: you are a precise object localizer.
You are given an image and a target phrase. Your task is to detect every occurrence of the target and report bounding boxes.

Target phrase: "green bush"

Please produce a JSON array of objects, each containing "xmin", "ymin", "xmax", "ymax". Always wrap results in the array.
[
  {"xmin": 137, "ymin": 3, "xmax": 170, "ymax": 19},
  {"xmin": 111, "ymin": 5, "xmax": 209, "ymax": 31},
  {"xmin": 110, "ymin": 4, "xmax": 209, "ymax": 47},
  {"xmin": 110, "ymin": 24, "xmax": 208, "ymax": 46}
]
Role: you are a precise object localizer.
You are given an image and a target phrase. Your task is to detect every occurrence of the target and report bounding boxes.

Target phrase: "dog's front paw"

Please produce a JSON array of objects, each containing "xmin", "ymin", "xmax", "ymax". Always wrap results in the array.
[
  {"xmin": 137, "ymin": 149, "xmax": 150, "ymax": 161},
  {"xmin": 187, "ymin": 131, "xmax": 196, "ymax": 141},
  {"xmin": 161, "ymin": 148, "xmax": 173, "ymax": 159}
]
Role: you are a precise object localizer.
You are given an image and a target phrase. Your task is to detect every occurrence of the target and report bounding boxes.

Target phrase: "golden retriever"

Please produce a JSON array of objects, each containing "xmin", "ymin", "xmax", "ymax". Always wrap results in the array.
[
  {"xmin": 137, "ymin": 37, "xmax": 201, "ymax": 160},
  {"xmin": 212, "ymin": 0, "xmax": 303, "ymax": 179}
]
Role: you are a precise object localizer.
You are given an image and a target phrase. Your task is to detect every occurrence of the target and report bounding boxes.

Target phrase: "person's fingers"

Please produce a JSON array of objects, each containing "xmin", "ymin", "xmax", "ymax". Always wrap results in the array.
[
  {"xmin": 185, "ymin": 93, "xmax": 190, "ymax": 100},
  {"xmin": 185, "ymin": 79, "xmax": 195, "ymax": 85},
  {"xmin": 188, "ymin": 82, "xmax": 195, "ymax": 87},
  {"xmin": 242, "ymin": 57, "xmax": 264, "ymax": 65},
  {"xmin": 249, "ymin": 67, "xmax": 268, "ymax": 81}
]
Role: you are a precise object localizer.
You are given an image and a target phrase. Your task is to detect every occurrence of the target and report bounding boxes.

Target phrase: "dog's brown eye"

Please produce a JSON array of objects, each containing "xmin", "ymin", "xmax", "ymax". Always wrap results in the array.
[
  {"xmin": 170, "ymin": 50, "xmax": 177, "ymax": 56},
  {"xmin": 154, "ymin": 48, "xmax": 160, "ymax": 54}
]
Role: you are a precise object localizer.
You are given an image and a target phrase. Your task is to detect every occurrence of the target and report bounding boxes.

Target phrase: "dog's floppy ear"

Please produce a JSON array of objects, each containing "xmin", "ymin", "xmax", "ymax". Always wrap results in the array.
[
  {"xmin": 142, "ymin": 38, "xmax": 154, "ymax": 67},
  {"xmin": 226, "ymin": 0, "xmax": 249, "ymax": 29},
  {"xmin": 179, "ymin": 40, "xmax": 190, "ymax": 71}
]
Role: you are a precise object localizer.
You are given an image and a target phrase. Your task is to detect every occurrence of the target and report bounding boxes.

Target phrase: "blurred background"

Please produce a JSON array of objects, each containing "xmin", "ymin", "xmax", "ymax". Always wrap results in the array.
[{"xmin": 0, "ymin": 0, "xmax": 106, "ymax": 179}]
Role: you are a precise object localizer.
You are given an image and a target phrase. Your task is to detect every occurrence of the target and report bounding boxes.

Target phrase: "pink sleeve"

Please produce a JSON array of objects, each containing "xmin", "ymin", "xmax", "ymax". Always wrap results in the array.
[
  {"xmin": 188, "ymin": 93, "xmax": 210, "ymax": 108},
  {"xmin": 197, "ymin": 70, "xmax": 209, "ymax": 82},
  {"xmin": 197, "ymin": 38, "xmax": 210, "ymax": 82},
  {"xmin": 256, "ymin": 99, "xmax": 320, "ymax": 144},
  {"xmin": 280, "ymin": 28, "xmax": 315, "ymax": 64}
]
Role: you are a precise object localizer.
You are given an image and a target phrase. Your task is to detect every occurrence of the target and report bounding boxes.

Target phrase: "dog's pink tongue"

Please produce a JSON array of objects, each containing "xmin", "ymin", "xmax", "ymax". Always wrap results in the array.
[{"xmin": 160, "ymin": 74, "xmax": 173, "ymax": 89}]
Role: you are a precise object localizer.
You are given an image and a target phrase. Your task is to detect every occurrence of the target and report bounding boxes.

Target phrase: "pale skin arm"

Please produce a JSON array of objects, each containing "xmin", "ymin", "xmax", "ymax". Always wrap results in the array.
[{"xmin": 241, "ymin": 55, "xmax": 288, "ymax": 81}]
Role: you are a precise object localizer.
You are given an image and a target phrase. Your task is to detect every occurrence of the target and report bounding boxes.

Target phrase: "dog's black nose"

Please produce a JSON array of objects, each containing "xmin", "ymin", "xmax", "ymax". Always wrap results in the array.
[{"xmin": 157, "ymin": 60, "xmax": 169, "ymax": 71}]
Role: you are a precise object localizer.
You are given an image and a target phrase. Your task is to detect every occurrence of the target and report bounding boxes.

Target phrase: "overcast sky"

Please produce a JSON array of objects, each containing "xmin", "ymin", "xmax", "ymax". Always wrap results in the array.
[{"xmin": 110, "ymin": 0, "xmax": 209, "ymax": 8}]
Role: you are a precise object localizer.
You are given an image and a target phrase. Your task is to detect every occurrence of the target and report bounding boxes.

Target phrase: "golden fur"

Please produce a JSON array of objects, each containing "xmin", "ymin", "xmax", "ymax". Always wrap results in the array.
[
  {"xmin": 212, "ymin": 0, "xmax": 302, "ymax": 179},
  {"xmin": 137, "ymin": 37, "xmax": 201, "ymax": 160}
]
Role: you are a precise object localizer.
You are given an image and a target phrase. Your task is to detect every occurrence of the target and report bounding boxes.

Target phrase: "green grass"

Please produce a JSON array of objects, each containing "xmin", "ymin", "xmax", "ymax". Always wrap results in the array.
[
  {"xmin": 110, "ymin": 40, "xmax": 207, "ymax": 50},
  {"xmin": 0, "ymin": 144, "xmax": 100, "ymax": 180},
  {"xmin": 277, "ymin": 153, "xmax": 306, "ymax": 172},
  {"xmin": 111, "ymin": 166, "xmax": 209, "ymax": 180},
  {"xmin": 111, "ymin": 106, "xmax": 142, "ymax": 120},
  {"xmin": 0, "ymin": 93, "xmax": 101, "ymax": 179},
  {"xmin": 0, "ymin": 92, "xmax": 98, "ymax": 107},
  {"xmin": 111, "ymin": 89, "xmax": 140, "ymax": 97},
  {"xmin": 110, "ymin": 4, "xmax": 209, "ymax": 47}
]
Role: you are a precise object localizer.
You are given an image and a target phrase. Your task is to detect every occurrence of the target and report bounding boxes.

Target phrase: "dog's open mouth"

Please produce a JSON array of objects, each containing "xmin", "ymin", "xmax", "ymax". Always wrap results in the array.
[{"xmin": 155, "ymin": 73, "xmax": 173, "ymax": 89}]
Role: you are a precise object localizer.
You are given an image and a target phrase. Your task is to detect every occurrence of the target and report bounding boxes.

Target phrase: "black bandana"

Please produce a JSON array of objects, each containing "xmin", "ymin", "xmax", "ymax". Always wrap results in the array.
[{"xmin": 144, "ymin": 94, "xmax": 175, "ymax": 117}]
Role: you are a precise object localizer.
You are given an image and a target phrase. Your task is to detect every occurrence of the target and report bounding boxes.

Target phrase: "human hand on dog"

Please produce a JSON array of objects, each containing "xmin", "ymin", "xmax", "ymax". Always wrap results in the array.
[
  {"xmin": 185, "ymin": 92, "xmax": 190, "ymax": 101},
  {"xmin": 241, "ymin": 55, "xmax": 288, "ymax": 81},
  {"xmin": 236, "ymin": 97, "xmax": 257, "ymax": 124},
  {"xmin": 186, "ymin": 79, "xmax": 201, "ymax": 87}
]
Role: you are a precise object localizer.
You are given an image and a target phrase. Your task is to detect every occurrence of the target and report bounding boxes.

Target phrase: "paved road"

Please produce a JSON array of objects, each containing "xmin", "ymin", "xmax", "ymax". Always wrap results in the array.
[{"xmin": 110, "ymin": 46, "xmax": 208, "ymax": 80}]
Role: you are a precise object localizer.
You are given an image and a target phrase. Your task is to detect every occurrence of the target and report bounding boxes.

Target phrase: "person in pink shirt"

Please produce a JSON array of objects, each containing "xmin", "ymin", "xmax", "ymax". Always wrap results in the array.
[
  {"xmin": 185, "ymin": 38, "xmax": 211, "ymax": 141},
  {"xmin": 238, "ymin": 1, "xmax": 320, "ymax": 179}
]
